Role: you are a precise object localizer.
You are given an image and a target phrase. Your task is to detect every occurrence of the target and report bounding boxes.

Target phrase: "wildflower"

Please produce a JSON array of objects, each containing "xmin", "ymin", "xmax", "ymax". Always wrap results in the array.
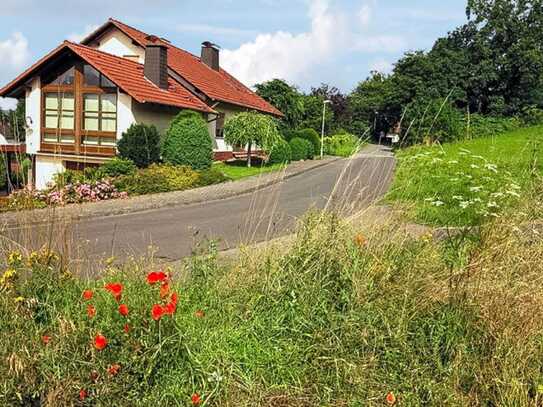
[
  {"xmin": 469, "ymin": 186, "xmax": 483, "ymax": 192},
  {"xmin": 191, "ymin": 393, "xmax": 202, "ymax": 405},
  {"xmin": 171, "ymin": 292, "xmax": 179, "ymax": 306},
  {"xmin": 452, "ymin": 195, "xmax": 463, "ymax": 201},
  {"xmin": 94, "ymin": 334, "xmax": 108, "ymax": 351},
  {"xmin": 354, "ymin": 233, "xmax": 367, "ymax": 248},
  {"xmin": 14, "ymin": 296, "xmax": 24, "ymax": 303},
  {"xmin": 82, "ymin": 290, "xmax": 93, "ymax": 300},
  {"xmin": 160, "ymin": 282, "xmax": 170, "ymax": 299},
  {"xmin": 123, "ymin": 323, "xmax": 130, "ymax": 334},
  {"xmin": 7, "ymin": 251, "xmax": 22, "ymax": 266},
  {"xmin": 195, "ymin": 309, "xmax": 205, "ymax": 318},
  {"xmin": 431, "ymin": 200, "xmax": 444, "ymax": 207},
  {"xmin": 107, "ymin": 364, "xmax": 121, "ymax": 376},
  {"xmin": 87, "ymin": 304, "xmax": 97, "ymax": 318},
  {"xmin": 151, "ymin": 304, "xmax": 164, "ymax": 321},
  {"xmin": 147, "ymin": 271, "xmax": 167, "ymax": 285},
  {"xmin": 386, "ymin": 392, "xmax": 397, "ymax": 405},
  {"xmin": 118, "ymin": 303, "xmax": 129, "ymax": 317},
  {"xmin": 41, "ymin": 335, "xmax": 51, "ymax": 345},
  {"xmin": 79, "ymin": 389, "xmax": 87, "ymax": 401},
  {"xmin": 104, "ymin": 283, "xmax": 123, "ymax": 302}
]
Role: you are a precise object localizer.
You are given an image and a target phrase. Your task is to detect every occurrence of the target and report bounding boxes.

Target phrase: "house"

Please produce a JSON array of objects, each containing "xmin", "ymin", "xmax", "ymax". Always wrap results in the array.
[{"xmin": 0, "ymin": 18, "xmax": 282, "ymax": 189}]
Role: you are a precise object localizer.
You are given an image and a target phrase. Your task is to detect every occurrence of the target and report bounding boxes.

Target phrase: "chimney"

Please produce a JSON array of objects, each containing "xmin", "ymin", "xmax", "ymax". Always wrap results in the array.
[
  {"xmin": 144, "ymin": 36, "xmax": 168, "ymax": 89},
  {"xmin": 201, "ymin": 41, "xmax": 220, "ymax": 71}
]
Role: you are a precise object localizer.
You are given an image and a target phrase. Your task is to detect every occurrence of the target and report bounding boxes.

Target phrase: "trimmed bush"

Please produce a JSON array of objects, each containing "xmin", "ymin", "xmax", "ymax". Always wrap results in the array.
[
  {"xmin": 117, "ymin": 124, "xmax": 161, "ymax": 168},
  {"xmin": 196, "ymin": 167, "xmax": 230, "ymax": 186},
  {"xmin": 268, "ymin": 138, "xmax": 292, "ymax": 164},
  {"xmin": 324, "ymin": 133, "xmax": 360, "ymax": 157},
  {"xmin": 114, "ymin": 164, "xmax": 199, "ymax": 195},
  {"xmin": 295, "ymin": 128, "xmax": 321, "ymax": 156},
  {"xmin": 162, "ymin": 110, "xmax": 213, "ymax": 170},
  {"xmin": 289, "ymin": 137, "xmax": 312, "ymax": 161},
  {"xmin": 100, "ymin": 157, "xmax": 137, "ymax": 178}
]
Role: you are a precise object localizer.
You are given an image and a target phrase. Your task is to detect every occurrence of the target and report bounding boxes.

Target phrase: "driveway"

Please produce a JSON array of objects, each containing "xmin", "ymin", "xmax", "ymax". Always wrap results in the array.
[{"xmin": 3, "ymin": 145, "xmax": 395, "ymax": 269}]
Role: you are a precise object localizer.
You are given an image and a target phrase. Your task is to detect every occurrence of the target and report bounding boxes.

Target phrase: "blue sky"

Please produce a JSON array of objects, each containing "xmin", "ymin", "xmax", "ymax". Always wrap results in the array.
[{"xmin": 0, "ymin": 0, "xmax": 467, "ymax": 109}]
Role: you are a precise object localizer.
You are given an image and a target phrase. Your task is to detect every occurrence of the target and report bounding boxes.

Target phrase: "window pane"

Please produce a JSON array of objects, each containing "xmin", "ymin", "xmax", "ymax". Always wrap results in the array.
[
  {"xmin": 44, "ymin": 133, "xmax": 58, "ymax": 143},
  {"xmin": 52, "ymin": 67, "xmax": 75, "ymax": 85},
  {"xmin": 60, "ymin": 135, "xmax": 75, "ymax": 144},
  {"xmin": 45, "ymin": 114, "xmax": 58, "ymax": 128},
  {"xmin": 84, "ymin": 65, "xmax": 100, "ymax": 86},
  {"xmin": 101, "ymin": 138, "xmax": 116, "ymax": 147},
  {"xmin": 62, "ymin": 93, "xmax": 74, "ymax": 111},
  {"xmin": 101, "ymin": 75, "xmax": 115, "ymax": 88},
  {"xmin": 101, "ymin": 118, "xmax": 116, "ymax": 132},
  {"xmin": 101, "ymin": 94, "xmax": 117, "ymax": 113},
  {"xmin": 45, "ymin": 94, "xmax": 58, "ymax": 109},
  {"xmin": 83, "ymin": 136, "xmax": 99, "ymax": 145},
  {"xmin": 60, "ymin": 113, "xmax": 74, "ymax": 130},
  {"xmin": 84, "ymin": 116, "xmax": 99, "ymax": 131},
  {"xmin": 84, "ymin": 94, "xmax": 99, "ymax": 111}
]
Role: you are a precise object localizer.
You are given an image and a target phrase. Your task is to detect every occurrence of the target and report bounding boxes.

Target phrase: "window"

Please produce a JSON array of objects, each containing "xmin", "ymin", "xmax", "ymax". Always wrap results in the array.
[
  {"xmin": 44, "ymin": 93, "xmax": 75, "ymax": 130},
  {"xmin": 50, "ymin": 67, "xmax": 75, "ymax": 85},
  {"xmin": 83, "ymin": 93, "xmax": 117, "ymax": 133},
  {"xmin": 84, "ymin": 64, "xmax": 115, "ymax": 88},
  {"xmin": 215, "ymin": 113, "xmax": 225, "ymax": 138}
]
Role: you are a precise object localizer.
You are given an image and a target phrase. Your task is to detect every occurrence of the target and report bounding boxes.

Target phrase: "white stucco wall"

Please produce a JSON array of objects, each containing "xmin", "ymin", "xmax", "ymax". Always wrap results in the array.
[
  {"xmin": 25, "ymin": 77, "xmax": 41, "ymax": 155},
  {"xmin": 117, "ymin": 91, "xmax": 135, "ymax": 139},
  {"xmin": 94, "ymin": 29, "xmax": 145, "ymax": 63},
  {"xmin": 35, "ymin": 156, "xmax": 65, "ymax": 190},
  {"xmin": 132, "ymin": 102, "xmax": 182, "ymax": 135}
]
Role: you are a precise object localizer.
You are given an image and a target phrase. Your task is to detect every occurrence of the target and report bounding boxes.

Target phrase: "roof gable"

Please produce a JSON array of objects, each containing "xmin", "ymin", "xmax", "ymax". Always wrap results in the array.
[
  {"xmin": 0, "ymin": 42, "xmax": 214, "ymax": 113},
  {"xmin": 82, "ymin": 19, "xmax": 283, "ymax": 116}
]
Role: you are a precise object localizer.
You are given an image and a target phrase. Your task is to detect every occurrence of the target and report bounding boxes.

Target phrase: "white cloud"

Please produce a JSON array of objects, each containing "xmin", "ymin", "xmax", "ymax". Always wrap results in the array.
[
  {"xmin": 0, "ymin": 32, "xmax": 30, "ymax": 111},
  {"xmin": 220, "ymin": 0, "xmax": 404, "ymax": 88},
  {"xmin": 67, "ymin": 24, "xmax": 99, "ymax": 43},
  {"xmin": 0, "ymin": 32, "xmax": 30, "ymax": 70},
  {"xmin": 369, "ymin": 59, "xmax": 393, "ymax": 74}
]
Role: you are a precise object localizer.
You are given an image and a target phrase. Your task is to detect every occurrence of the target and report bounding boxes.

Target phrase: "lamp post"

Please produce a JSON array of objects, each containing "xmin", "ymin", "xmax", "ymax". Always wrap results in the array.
[{"xmin": 321, "ymin": 100, "xmax": 331, "ymax": 159}]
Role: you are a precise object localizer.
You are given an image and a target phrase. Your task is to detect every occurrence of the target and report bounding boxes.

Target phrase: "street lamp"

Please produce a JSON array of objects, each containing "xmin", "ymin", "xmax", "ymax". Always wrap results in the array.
[{"xmin": 320, "ymin": 100, "xmax": 331, "ymax": 159}]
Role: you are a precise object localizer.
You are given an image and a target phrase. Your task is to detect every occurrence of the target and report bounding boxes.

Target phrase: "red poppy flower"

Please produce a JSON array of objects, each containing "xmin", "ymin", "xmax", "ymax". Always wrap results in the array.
[
  {"xmin": 104, "ymin": 283, "xmax": 123, "ymax": 301},
  {"xmin": 147, "ymin": 271, "xmax": 167, "ymax": 285},
  {"xmin": 107, "ymin": 363, "xmax": 121, "ymax": 376},
  {"xmin": 82, "ymin": 289, "xmax": 93, "ymax": 300},
  {"xmin": 195, "ymin": 309, "xmax": 205, "ymax": 318},
  {"xmin": 151, "ymin": 304, "xmax": 164, "ymax": 321},
  {"xmin": 160, "ymin": 282, "xmax": 170, "ymax": 299},
  {"xmin": 79, "ymin": 389, "xmax": 87, "ymax": 401},
  {"xmin": 87, "ymin": 304, "xmax": 96, "ymax": 318},
  {"xmin": 94, "ymin": 334, "xmax": 108, "ymax": 350},
  {"xmin": 118, "ymin": 304, "xmax": 129, "ymax": 317},
  {"xmin": 386, "ymin": 392, "xmax": 397, "ymax": 405},
  {"xmin": 123, "ymin": 323, "xmax": 130, "ymax": 333},
  {"xmin": 164, "ymin": 301, "xmax": 176, "ymax": 316},
  {"xmin": 41, "ymin": 335, "xmax": 51, "ymax": 345},
  {"xmin": 171, "ymin": 292, "xmax": 178, "ymax": 306},
  {"xmin": 191, "ymin": 393, "xmax": 201, "ymax": 405}
]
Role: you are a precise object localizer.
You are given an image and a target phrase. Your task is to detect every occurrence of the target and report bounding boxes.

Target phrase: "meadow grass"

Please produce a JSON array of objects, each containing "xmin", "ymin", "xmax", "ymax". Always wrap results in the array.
[
  {"xmin": 387, "ymin": 126, "xmax": 543, "ymax": 226},
  {"xmin": 3, "ymin": 204, "xmax": 543, "ymax": 405},
  {"xmin": 213, "ymin": 161, "xmax": 285, "ymax": 181}
]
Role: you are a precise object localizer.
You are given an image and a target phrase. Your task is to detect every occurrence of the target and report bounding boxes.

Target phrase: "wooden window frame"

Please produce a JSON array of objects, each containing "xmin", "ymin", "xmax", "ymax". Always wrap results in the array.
[{"xmin": 40, "ymin": 62, "xmax": 118, "ymax": 156}]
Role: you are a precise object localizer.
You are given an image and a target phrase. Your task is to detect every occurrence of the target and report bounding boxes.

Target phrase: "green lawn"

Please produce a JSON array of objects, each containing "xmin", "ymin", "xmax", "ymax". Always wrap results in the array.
[
  {"xmin": 213, "ymin": 161, "xmax": 285, "ymax": 180},
  {"xmin": 386, "ymin": 125, "xmax": 543, "ymax": 226}
]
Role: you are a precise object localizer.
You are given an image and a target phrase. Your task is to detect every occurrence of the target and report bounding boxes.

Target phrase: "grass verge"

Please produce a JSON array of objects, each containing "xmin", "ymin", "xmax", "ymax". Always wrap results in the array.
[
  {"xmin": 386, "ymin": 125, "xmax": 543, "ymax": 226},
  {"xmin": 213, "ymin": 161, "xmax": 285, "ymax": 181}
]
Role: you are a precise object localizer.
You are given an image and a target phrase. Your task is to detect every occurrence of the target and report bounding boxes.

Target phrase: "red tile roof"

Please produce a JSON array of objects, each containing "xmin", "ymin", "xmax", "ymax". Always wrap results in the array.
[
  {"xmin": 86, "ymin": 19, "xmax": 283, "ymax": 116},
  {"xmin": 0, "ymin": 42, "xmax": 214, "ymax": 113}
]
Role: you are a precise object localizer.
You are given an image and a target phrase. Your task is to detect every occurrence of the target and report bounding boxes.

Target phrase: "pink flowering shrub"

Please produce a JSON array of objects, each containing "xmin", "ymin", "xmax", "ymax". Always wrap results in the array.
[{"xmin": 7, "ymin": 180, "xmax": 128, "ymax": 209}]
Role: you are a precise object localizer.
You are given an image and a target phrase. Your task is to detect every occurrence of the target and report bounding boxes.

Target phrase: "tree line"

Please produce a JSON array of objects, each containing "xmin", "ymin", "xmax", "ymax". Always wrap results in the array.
[{"xmin": 255, "ymin": 0, "xmax": 543, "ymax": 144}]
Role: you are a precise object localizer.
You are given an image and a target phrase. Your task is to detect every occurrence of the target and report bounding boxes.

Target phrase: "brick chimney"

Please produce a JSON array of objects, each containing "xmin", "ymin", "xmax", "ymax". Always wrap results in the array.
[
  {"xmin": 201, "ymin": 41, "xmax": 220, "ymax": 71},
  {"xmin": 144, "ymin": 36, "xmax": 168, "ymax": 89}
]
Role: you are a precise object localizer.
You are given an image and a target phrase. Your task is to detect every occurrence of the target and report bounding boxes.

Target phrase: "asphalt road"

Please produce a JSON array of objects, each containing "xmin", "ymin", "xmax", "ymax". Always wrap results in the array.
[{"xmin": 6, "ymin": 146, "xmax": 395, "ymax": 269}]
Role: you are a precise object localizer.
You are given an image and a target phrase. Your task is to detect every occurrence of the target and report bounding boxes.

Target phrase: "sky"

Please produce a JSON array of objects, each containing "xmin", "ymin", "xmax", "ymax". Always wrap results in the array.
[{"xmin": 0, "ymin": 0, "xmax": 468, "ymax": 110}]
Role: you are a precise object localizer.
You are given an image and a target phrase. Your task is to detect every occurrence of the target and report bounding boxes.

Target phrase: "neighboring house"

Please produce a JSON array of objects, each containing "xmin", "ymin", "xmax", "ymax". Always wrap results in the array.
[{"xmin": 0, "ymin": 18, "xmax": 282, "ymax": 189}]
